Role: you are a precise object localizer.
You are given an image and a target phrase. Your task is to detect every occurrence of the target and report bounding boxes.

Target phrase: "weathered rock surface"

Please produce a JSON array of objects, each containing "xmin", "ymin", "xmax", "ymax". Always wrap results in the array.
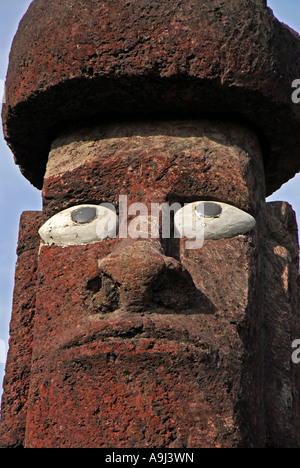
[
  {"xmin": 2, "ymin": 202, "xmax": 298, "ymax": 448},
  {"xmin": 1, "ymin": 0, "xmax": 300, "ymax": 450},
  {"xmin": 262, "ymin": 202, "xmax": 300, "ymax": 447},
  {"xmin": 0, "ymin": 212, "xmax": 44, "ymax": 448},
  {"xmin": 42, "ymin": 120, "xmax": 265, "ymax": 218},
  {"xmin": 2, "ymin": 0, "xmax": 300, "ymax": 193},
  {"xmin": 1, "ymin": 121, "xmax": 299, "ymax": 448},
  {"xmin": 24, "ymin": 234, "xmax": 263, "ymax": 448}
]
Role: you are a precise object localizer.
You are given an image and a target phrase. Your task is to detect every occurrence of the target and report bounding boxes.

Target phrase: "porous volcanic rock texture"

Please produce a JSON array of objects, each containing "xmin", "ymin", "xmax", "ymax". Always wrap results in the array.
[
  {"xmin": 0, "ymin": 121, "xmax": 299, "ymax": 448},
  {"xmin": 1, "ymin": 203, "xmax": 299, "ymax": 448},
  {"xmin": 1, "ymin": 0, "xmax": 300, "ymax": 449},
  {"xmin": 42, "ymin": 120, "xmax": 265, "ymax": 218},
  {"xmin": 2, "ymin": 0, "xmax": 300, "ymax": 193},
  {"xmin": 262, "ymin": 202, "xmax": 300, "ymax": 448},
  {"xmin": 21, "ymin": 234, "xmax": 265, "ymax": 448},
  {"xmin": 0, "ymin": 212, "xmax": 44, "ymax": 448}
]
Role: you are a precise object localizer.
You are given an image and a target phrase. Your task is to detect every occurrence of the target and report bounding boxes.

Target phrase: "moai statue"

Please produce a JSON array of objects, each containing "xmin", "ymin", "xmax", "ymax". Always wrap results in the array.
[{"xmin": 0, "ymin": 0, "xmax": 300, "ymax": 448}]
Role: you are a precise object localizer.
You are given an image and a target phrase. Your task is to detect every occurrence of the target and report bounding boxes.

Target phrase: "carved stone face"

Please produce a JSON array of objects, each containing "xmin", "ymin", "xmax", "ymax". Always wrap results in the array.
[
  {"xmin": 2, "ymin": 0, "xmax": 300, "ymax": 449},
  {"xmin": 24, "ymin": 120, "xmax": 274, "ymax": 447},
  {"xmin": 39, "ymin": 120, "xmax": 264, "ymax": 317}
]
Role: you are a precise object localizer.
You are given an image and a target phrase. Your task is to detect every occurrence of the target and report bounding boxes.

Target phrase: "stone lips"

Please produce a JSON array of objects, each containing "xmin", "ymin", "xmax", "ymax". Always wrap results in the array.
[{"xmin": 2, "ymin": 0, "xmax": 300, "ymax": 193}]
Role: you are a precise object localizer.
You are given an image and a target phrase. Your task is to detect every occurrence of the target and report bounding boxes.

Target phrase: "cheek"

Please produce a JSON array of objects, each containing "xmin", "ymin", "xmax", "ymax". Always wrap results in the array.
[
  {"xmin": 180, "ymin": 235, "xmax": 258, "ymax": 317},
  {"xmin": 34, "ymin": 241, "xmax": 116, "ymax": 347}
]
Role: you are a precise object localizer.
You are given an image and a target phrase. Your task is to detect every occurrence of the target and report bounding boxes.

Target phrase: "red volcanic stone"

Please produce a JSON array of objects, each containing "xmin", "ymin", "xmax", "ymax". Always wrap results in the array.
[
  {"xmin": 0, "ymin": 212, "xmax": 44, "ymax": 448},
  {"xmin": 262, "ymin": 202, "xmax": 300, "ymax": 447},
  {"xmin": 1, "ymin": 205, "xmax": 299, "ymax": 448},
  {"xmin": 1, "ymin": 0, "xmax": 300, "ymax": 450},
  {"xmin": 24, "ymin": 237, "xmax": 261, "ymax": 448},
  {"xmin": 2, "ymin": 0, "xmax": 300, "ymax": 193},
  {"xmin": 42, "ymin": 121, "xmax": 265, "ymax": 218}
]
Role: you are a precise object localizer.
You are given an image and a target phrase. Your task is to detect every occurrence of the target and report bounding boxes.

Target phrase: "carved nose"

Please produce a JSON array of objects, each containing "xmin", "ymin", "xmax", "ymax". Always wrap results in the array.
[{"xmin": 94, "ymin": 239, "xmax": 196, "ymax": 313}]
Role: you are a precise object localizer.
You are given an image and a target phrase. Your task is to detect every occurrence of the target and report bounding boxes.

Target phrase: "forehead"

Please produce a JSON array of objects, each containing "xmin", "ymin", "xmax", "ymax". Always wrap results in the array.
[{"xmin": 43, "ymin": 120, "xmax": 265, "ymax": 218}]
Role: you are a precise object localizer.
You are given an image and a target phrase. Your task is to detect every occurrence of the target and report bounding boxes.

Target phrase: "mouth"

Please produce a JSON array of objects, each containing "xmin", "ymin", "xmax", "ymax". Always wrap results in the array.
[{"xmin": 58, "ymin": 309, "xmax": 214, "ymax": 353}]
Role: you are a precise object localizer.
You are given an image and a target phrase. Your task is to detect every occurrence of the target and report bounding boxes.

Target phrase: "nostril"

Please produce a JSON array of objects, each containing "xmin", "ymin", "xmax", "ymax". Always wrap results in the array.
[
  {"xmin": 150, "ymin": 266, "xmax": 196, "ymax": 311},
  {"xmin": 95, "ymin": 241, "xmax": 201, "ymax": 313},
  {"xmin": 86, "ymin": 276, "xmax": 102, "ymax": 293},
  {"xmin": 86, "ymin": 273, "xmax": 120, "ymax": 314},
  {"xmin": 100, "ymin": 273, "xmax": 120, "ymax": 312}
]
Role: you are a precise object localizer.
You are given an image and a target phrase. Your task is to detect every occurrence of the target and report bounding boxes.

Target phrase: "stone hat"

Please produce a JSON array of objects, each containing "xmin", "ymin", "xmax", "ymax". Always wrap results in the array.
[{"xmin": 2, "ymin": 0, "xmax": 300, "ymax": 194}]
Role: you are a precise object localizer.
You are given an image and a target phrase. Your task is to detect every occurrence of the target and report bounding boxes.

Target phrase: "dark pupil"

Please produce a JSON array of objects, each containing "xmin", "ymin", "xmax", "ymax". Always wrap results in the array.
[
  {"xmin": 196, "ymin": 202, "xmax": 222, "ymax": 218},
  {"xmin": 71, "ymin": 207, "xmax": 97, "ymax": 224}
]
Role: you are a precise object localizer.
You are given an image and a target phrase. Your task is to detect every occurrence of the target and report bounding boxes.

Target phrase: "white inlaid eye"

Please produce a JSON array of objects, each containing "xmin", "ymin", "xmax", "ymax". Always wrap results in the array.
[
  {"xmin": 39, "ymin": 204, "xmax": 118, "ymax": 246},
  {"xmin": 174, "ymin": 201, "xmax": 256, "ymax": 240}
]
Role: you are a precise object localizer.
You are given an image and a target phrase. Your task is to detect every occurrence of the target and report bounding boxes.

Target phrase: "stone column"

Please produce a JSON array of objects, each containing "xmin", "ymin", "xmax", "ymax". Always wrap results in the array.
[
  {"xmin": 1, "ymin": 0, "xmax": 300, "ymax": 448},
  {"xmin": 24, "ymin": 121, "xmax": 264, "ymax": 447}
]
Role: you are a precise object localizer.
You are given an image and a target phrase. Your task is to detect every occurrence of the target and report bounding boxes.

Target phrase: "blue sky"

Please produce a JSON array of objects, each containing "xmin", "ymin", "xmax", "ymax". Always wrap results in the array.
[{"xmin": 0, "ymin": 0, "xmax": 300, "ymax": 396}]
